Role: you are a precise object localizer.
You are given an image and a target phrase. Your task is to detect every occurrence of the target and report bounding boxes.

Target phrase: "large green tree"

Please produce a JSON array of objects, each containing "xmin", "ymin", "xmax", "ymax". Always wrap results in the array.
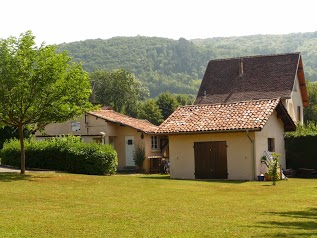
[
  {"xmin": 137, "ymin": 99, "xmax": 164, "ymax": 125},
  {"xmin": 304, "ymin": 81, "xmax": 317, "ymax": 123},
  {"xmin": 136, "ymin": 93, "xmax": 194, "ymax": 124},
  {"xmin": 156, "ymin": 92, "xmax": 179, "ymax": 120},
  {"xmin": 0, "ymin": 31, "xmax": 93, "ymax": 174},
  {"xmin": 91, "ymin": 69, "xmax": 149, "ymax": 116}
]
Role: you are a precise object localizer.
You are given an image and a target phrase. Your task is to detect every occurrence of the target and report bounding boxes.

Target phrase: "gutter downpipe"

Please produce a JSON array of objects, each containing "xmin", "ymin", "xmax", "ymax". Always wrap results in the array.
[{"xmin": 246, "ymin": 129, "xmax": 256, "ymax": 180}]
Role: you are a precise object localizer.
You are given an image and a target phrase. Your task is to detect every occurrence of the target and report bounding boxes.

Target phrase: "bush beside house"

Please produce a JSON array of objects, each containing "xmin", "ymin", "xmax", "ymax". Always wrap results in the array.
[
  {"xmin": 285, "ymin": 122, "xmax": 317, "ymax": 170},
  {"xmin": 1, "ymin": 136, "xmax": 118, "ymax": 175},
  {"xmin": 285, "ymin": 135, "xmax": 317, "ymax": 170}
]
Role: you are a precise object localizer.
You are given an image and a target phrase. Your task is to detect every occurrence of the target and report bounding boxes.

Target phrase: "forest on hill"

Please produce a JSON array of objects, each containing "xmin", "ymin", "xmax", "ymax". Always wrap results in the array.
[{"xmin": 57, "ymin": 31, "xmax": 317, "ymax": 97}]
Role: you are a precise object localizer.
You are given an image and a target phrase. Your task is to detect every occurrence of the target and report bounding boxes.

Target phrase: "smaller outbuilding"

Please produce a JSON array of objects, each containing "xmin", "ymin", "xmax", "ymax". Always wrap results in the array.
[
  {"xmin": 156, "ymin": 98, "xmax": 295, "ymax": 180},
  {"xmin": 36, "ymin": 108, "xmax": 168, "ymax": 172}
]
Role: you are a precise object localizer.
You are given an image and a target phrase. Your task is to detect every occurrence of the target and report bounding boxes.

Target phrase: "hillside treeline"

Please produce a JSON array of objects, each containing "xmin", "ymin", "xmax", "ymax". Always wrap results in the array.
[{"xmin": 57, "ymin": 31, "xmax": 317, "ymax": 97}]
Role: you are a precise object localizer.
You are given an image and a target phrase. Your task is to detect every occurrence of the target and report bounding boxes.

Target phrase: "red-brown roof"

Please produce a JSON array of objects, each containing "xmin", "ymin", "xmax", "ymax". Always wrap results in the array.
[
  {"xmin": 195, "ymin": 53, "xmax": 309, "ymax": 107},
  {"xmin": 156, "ymin": 99, "xmax": 295, "ymax": 134},
  {"xmin": 89, "ymin": 109, "xmax": 158, "ymax": 133}
]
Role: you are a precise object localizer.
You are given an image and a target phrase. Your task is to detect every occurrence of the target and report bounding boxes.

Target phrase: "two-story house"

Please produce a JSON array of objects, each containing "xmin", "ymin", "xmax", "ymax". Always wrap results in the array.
[{"xmin": 156, "ymin": 53, "xmax": 308, "ymax": 180}]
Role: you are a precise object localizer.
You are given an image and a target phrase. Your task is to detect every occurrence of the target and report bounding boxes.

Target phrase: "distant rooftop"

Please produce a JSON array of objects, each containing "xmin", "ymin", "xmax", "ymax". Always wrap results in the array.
[
  {"xmin": 195, "ymin": 53, "xmax": 308, "ymax": 107},
  {"xmin": 89, "ymin": 109, "xmax": 158, "ymax": 134}
]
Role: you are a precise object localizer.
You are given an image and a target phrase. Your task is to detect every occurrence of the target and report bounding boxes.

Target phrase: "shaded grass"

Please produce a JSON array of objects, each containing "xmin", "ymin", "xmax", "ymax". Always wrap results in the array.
[{"xmin": 0, "ymin": 173, "xmax": 316, "ymax": 237}]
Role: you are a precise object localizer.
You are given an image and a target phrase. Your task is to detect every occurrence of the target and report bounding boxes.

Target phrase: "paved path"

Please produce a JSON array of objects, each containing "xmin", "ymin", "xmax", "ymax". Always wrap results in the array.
[
  {"xmin": 0, "ymin": 166, "xmax": 21, "ymax": 172},
  {"xmin": 0, "ymin": 165, "xmax": 56, "ymax": 173}
]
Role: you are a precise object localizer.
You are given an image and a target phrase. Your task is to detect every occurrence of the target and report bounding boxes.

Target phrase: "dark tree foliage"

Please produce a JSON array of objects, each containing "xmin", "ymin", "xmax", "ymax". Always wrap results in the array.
[
  {"xmin": 304, "ymin": 81, "xmax": 317, "ymax": 123},
  {"xmin": 137, "ymin": 99, "xmax": 164, "ymax": 126},
  {"xmin": 156, "ymin": 92, "xmax": 179, "ymax": 120},
  {"xmin": 0, "ymin": 126, "xmax": 32, "ymax": 149},
  {"xmin": 0, "ymin": 127, "xmax": 18, "ymax": 149}
]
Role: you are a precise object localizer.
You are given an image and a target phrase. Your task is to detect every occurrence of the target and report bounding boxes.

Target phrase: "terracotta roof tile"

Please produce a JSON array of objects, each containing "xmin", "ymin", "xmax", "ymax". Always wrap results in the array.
[
  {"xmin": 195, "ymin": 53, "xmax": 308, "ymax": 106},
  {"xmin": 89, "ymin": 109, "xmax": 158, "ymax": 133},
  {"xmin": 156, "ymin": 99, "xmax": 280, "ymax": 134}
]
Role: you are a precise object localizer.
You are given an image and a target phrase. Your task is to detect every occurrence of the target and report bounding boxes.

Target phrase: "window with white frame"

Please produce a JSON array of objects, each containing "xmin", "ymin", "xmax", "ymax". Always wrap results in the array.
[
  {"xmin": 71, "ymin": 122, "xmax": 80, "ymax": 132},
  {"xmin": 151, "ymin": 136, "xmax": 159, "ymax": 150}
]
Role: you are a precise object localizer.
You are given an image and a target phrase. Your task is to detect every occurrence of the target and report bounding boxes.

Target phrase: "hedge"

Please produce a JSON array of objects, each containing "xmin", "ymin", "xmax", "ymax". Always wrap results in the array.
[
  {"xmin": 0, "ymin": 136, "xmax": 118, "ymax": 175},
  {"xmin": 285, "ymin": 135, "xmax": 317, "ymax": 169}
]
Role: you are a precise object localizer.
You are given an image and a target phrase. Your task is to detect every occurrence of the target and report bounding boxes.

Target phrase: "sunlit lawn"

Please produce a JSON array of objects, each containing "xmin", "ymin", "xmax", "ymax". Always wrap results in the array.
[{"xmin": 0, "ymin": 172, "xmax": 316, "ymax": 238}]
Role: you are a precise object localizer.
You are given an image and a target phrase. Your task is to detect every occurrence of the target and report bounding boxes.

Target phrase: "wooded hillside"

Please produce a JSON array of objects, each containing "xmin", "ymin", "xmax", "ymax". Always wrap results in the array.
[{"xmin": 57, "ymin": 31, "xmax": 317, "ymax": 97}]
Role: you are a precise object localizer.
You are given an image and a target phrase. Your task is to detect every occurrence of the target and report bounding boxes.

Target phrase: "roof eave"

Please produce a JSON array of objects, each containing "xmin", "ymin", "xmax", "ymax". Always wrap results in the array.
[
  {"xmin": 275, "ymin": 102, "xmax": 296, "ymax": 132},
  {"xmin": 87, "ymin": 112, "xmax": 158, "ymax": 133},
  {"xmin": 155, "ymin": 128, "xmax": 262, "ymax": 135},
  {"xmin": 296, "ymin": 55, "xmax": 309, "ymax": 107}
]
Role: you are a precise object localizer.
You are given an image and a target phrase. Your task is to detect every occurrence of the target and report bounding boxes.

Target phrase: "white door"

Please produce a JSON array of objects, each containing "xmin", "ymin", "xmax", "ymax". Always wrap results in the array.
[{"xmin": 125, "ymin": 136, "xmax": 135, "ymax": 166}]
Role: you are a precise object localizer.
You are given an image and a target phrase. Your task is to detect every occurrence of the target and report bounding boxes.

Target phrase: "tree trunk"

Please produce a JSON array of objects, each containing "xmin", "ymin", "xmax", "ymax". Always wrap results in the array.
[{"xmin": 18, "ymin": 123, "xmax": 26, "ymax": 174}]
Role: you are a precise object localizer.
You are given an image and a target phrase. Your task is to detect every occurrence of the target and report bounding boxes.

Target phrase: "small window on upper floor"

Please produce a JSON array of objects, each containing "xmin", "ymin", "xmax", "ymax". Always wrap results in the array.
[
  {"xmin": 71, "ymin": 122, "xmax": 80, "ymax": 132},
  {"xmin": 151, "ymin": 136, "xmax": 159, "ymax": 150},
  {"xmin": 268, "ymin": 138, "xmax": 275, "ymax": 152},
  {"xmin": 297, "ymin": 106, "xmax": 301, "ymax": 122}
]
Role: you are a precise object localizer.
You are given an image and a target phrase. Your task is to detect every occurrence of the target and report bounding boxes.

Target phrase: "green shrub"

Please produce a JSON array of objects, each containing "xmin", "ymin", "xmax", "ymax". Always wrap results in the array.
[
  {"xmin": 268, "ymin": 153, "xmax": 280, "ymax": 185},
  {"xmin": 133, "ymin": 146, "xmax": 145, "ymax": 168},
  {"xmin": 285, "ymin": 121, "xmax": 317, "ymax": 137},
  {"xmin": 285, "ymin": 135, "xmax": 317, "ymax": 169},
  {"xmin": 1, "ymin": 136, "xmax": 117, "ymax": 175}
]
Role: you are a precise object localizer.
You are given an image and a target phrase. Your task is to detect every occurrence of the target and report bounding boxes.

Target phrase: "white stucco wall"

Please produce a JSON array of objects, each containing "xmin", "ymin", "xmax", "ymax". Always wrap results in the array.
[
  {"xmin": 254, "ymin": 112, "xmax": 286, "ymax": 175},
  {"xmin": 35, "ymin": 113, "xmax": 117, "ymax": 137},
  {"xmin": 35, "ymin": 114, "xmax": 88, "ymax": 136},
  {"xmin": 168, "ymin": 132, "xmax": 255, "ymax": 180},
  {"xmin": 282, "ymin": 75, "xmax": 304, "ymax": 124}
]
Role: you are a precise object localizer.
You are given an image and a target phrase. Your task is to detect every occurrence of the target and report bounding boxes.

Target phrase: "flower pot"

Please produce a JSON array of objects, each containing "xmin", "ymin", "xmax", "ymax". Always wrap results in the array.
[
  {"xmin": 265, "ymin": 173, "xmax": 271, "ymax": 181},
  {"xmin": 257, "ymin": 175, "xmax": 265, "ymax": 181}
]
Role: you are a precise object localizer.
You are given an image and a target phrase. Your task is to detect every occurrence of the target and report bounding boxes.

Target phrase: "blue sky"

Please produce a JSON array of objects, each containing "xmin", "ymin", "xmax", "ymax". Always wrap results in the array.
[{"xmin": 2, "ymin": 0, "xmax": 317, "ymax": 45}]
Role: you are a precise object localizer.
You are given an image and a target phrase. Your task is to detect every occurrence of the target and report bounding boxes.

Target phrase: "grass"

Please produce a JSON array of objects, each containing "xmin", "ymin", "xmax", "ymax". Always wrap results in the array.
[{"xmin": 0, "ymin": 173, "xmax": 316, "ymax": 238}]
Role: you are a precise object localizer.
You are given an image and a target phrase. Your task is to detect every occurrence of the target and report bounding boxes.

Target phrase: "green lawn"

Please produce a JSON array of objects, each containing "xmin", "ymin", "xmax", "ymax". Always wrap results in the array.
[{"xmin": 0, "ymin": 173, "xmax": 316, "ymax": 238}]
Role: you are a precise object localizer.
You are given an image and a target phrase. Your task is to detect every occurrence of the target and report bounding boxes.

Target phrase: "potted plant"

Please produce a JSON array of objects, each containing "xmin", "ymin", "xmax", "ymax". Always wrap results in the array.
[{"xmin": 268, "ymin": 153, "xmax": 281, "ymax": 185}]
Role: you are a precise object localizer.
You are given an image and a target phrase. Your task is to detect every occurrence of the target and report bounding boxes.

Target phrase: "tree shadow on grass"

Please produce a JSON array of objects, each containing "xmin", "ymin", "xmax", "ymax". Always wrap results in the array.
[
  {"xmin": 267, "ymin": 208, "xmax": 317, "ymax": 220},
  {"xmin": 139, "ymin": 175, "xmax": 247, "ymax": 184},
  {"xmin": 0, "ymin": 173, "xmax": 33, "ymax": 182},
  {"xmin": 253, "ymin": 208, "xmax": 317, "ymax": 237},
  {"xmin": 140, "ymin": 175, "xmax": 171, "ymax": 180}
]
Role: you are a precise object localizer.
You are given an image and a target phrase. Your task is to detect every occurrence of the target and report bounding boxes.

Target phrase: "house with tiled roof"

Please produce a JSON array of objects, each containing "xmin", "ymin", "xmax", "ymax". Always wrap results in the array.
[
  {"xmin": 36, "ymin": 108, "xmax": 168, "ymax": 172},
  {"xmin": 157, "ymin": 53, "xmax": 308, "ymax": 180},
  {"xmin": 195, "ymin": 52, "xmax": 308, "ymax": 124}
]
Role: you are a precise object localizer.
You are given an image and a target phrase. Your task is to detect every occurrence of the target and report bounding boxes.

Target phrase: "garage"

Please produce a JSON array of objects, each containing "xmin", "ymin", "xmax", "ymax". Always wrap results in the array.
[{"xmin": 194, "ymin": 141, "xmax": 228, "ymax": 179}]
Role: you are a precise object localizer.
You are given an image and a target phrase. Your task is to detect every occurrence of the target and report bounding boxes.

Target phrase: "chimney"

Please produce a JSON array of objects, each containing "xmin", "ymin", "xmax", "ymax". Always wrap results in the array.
[{"xmin": 239, "ymin": 58, "xmax": 244, "ymax": 76}]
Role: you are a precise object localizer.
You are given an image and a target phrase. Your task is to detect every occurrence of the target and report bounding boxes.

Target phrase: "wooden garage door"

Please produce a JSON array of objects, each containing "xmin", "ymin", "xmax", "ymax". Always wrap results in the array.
[{"xmin": 194, "ymin": 141, "xmax": 228, "ymax": 179}]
